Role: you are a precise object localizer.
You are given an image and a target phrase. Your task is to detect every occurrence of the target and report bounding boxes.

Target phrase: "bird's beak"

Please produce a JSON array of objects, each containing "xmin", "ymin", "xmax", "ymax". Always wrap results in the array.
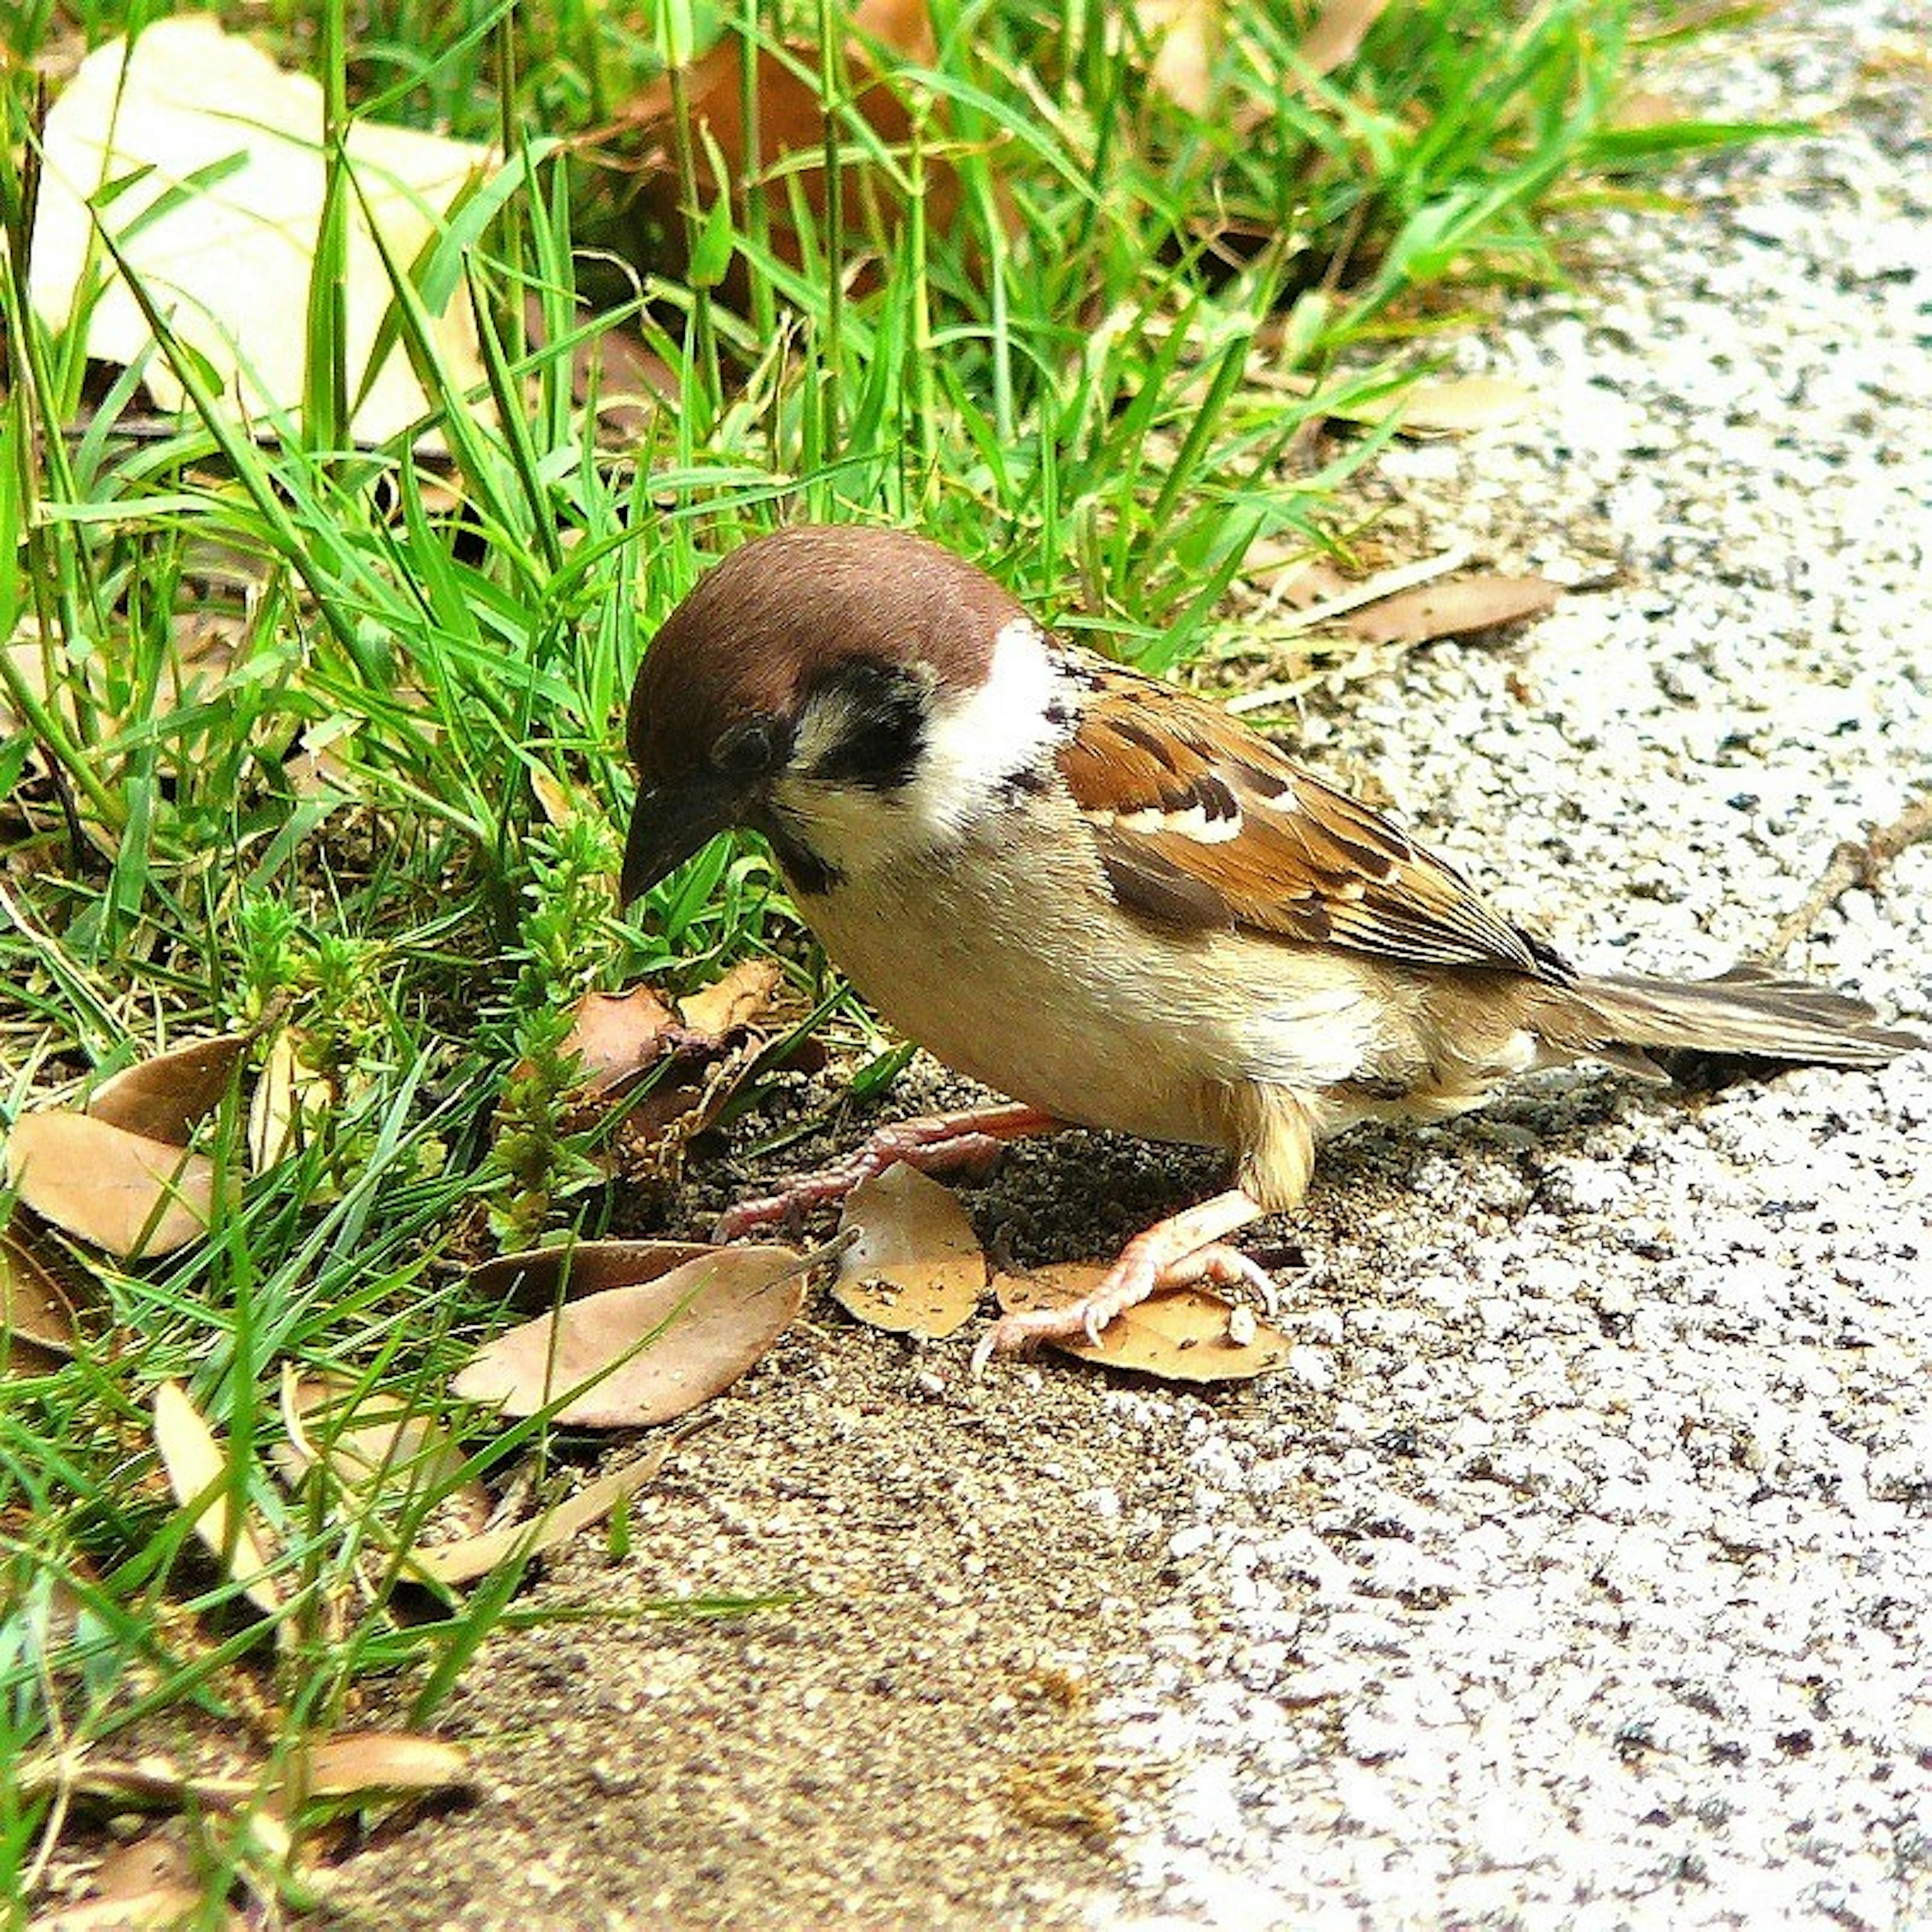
[{"xmin": 619, "ymin": 776, "xmax": 741, "ymax": 905}]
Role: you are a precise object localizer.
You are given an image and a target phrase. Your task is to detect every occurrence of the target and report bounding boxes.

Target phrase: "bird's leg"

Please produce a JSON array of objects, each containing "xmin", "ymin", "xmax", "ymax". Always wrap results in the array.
[
  {"xmin": 712, "ymin": 1102, "xmax": 1061, "ymax": 1241},
  {"xmin": 971, "ymin": 1186, "xmax": 1271, "ymax": 1374}
]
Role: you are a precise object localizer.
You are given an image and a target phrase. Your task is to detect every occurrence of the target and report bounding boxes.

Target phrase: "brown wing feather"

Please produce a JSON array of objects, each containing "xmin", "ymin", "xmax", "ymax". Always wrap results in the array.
[{"xmin": 1060, "ymin": 668, "xmax": 1570, "ymax": 980}]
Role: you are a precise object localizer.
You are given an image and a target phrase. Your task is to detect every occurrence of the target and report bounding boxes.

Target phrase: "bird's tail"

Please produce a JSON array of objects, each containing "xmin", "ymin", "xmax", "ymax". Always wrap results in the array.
[{"xmin": 1572, "ymin": 964, "xmax": 1921, "ymax": 1069}]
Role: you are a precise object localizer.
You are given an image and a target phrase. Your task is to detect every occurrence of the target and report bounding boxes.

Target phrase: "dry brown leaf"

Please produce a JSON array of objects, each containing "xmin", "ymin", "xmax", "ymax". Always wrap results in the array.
[
  {"xmin": 676, "ymin": 957, "xmax": 783, "ymax": 1039},
  {"xmin": 470, "ymin": 1238, "xmax": 719, "ymax": 1310},
  {"xmin": 152, "ymin": 1380, "xmax": 285, "ymax": 1615},
  {"xmin": 520, "ymin": 292, "xmax": 673, "ymax": 451},
  {"xmin": 278, "ymin": 1369, "xmax": 492, "ymax": 1543},
  {"xmin": 562, "ymin": 986, "xmax": 681, "ymax": 1098},
  {"xmin": 31, "ymin": 18, "xmax": 498, "ymax": 447},
  {"xmin": 993, "ymin": 1265, "xmax": 1292, "ymax": 1382},
  {"xmin": 833, "ymin": 1165, "xmax": 987, "ymax": 1339},
  {"xmin": 247, "ymin": 1026, "xmax": 333, "ymax": 1172},
  {"xmin": 86, "ymin": 1033, "xmax": 247, "ymax": 1143},
  {"xmin": 2, "ymin": 1226, "xmax": 87, "ymax": 1357},
  {"xmin": 301, "ymin": 1731, "xmax": 470, "ymax": 1798},
  {"xmin": 1343, "ymin": 574, "xmax": 1560, "ymax": 647},
  {"xmin": 6, "ymin": 1111, "xmax": 229, "ymax": 1258},
  {"xmin": 91, "ymin": 1828, "xmax": 197, "ymax": 1903},
  {"xmin": 409, "ymin": 1432, "xmax": 694, "ymax": 1586},
  {"xmin": 451, "ymin": 1245, "xmax": 807, "ymax": 1428},
  {"xmin": 613, "ymin": 0, "xmax": 954, "ymax": 311},
  {"xmin": 1133, "ymin": 0, "xmax": 1221, "ymax": 115}
]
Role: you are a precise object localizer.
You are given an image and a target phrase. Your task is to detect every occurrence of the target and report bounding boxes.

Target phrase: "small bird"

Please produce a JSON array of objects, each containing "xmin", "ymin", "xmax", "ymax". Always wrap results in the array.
[{"xmin": 620, "ymin": 525, "xmax": 1920, "ymax": 1365}]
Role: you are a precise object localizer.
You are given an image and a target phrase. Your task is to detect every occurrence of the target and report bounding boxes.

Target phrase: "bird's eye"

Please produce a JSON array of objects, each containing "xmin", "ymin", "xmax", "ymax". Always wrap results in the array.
[{"xmin": 710, "ymin": 716, "xmax": 786, "ymax": 781}]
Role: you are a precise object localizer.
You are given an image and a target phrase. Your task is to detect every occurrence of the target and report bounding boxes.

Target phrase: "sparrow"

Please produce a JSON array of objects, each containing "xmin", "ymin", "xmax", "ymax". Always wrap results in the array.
[{"xmin": 619, "ymin": 524, "xmax": 1922, "ymax": 1366}]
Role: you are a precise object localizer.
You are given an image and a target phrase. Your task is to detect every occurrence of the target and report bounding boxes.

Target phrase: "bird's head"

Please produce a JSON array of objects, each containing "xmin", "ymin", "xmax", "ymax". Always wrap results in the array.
[{"xmin": 620, "ymin": 525, "xmax": 1062, "ymax": 901}]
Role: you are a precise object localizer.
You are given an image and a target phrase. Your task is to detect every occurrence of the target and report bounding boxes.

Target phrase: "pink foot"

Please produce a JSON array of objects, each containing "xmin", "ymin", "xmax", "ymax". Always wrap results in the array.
[
  {"xmin": 971, "ymin": 1188, "xmax": 1272, "ymax": 1374},
  {"xmin": 712, "ymin": 1103, "xmax": 1059, "ymax": 1241}
]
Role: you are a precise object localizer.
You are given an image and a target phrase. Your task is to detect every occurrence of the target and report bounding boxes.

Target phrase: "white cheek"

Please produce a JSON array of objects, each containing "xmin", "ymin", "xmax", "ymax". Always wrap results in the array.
[
  {"xmin": 913, "ymin": 617, "xmax": 1067, "ymax": 833},
  {"xmin": 776, "ymin": 617, "xmax": 1071, "ymax": 873}
]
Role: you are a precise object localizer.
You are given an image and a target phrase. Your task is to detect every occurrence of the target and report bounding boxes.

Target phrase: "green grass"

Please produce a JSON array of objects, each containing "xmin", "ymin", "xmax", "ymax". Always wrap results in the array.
[{"xmin": 0, "ymin": 0, "xmax": 1783, "ymax": 1911}]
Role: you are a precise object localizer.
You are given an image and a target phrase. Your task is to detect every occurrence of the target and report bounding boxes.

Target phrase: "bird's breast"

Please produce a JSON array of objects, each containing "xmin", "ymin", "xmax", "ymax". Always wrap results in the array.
[{"xmin": 782, "ymin": 814, "xmax": 1384, "ymax": 1149}]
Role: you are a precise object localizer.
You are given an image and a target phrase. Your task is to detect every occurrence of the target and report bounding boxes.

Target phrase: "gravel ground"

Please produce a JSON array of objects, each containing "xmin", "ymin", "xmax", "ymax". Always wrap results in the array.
[
  {"xmin": 1097, "ymin": 7, "xmax": 1932, "ymax": 1926},
  {"xmin": 317, "ymin": 7, "xmax": 1931, "ymax": 1929}
]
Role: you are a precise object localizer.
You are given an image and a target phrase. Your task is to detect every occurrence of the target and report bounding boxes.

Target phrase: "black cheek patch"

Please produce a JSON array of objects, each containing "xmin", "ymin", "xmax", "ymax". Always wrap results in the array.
[{"xmin": 808, "ymin": 662, "xmax": 928, "ymax": 792}]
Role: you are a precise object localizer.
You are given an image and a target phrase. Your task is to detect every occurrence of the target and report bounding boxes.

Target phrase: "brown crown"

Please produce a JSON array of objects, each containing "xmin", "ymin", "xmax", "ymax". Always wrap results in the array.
[{"xmin": 626, "ymin": 525, "xmax": 1027, "ymax": 782}]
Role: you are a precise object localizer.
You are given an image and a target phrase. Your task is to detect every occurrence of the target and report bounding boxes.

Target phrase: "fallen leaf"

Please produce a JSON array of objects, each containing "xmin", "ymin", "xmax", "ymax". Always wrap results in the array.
[
  {"xmin": 248, "ymin": 1027, "xmax": 334, "ymax": 1171},
  {"xmin": 91, "ymin": 1828, "xmax": 197, "ymax": 1902},
  {"xmin": 563, "ymin": 986, "xmax": 680, "ymax": 1097},
  {"xmin": 86, "ymin": 1033, "xmax": 247, "ymax": 1143},
  {"xmin": 470, "ymin": 1238, "xmax": 720, "ymax": 1310},
  {"xmin": 409, "ymin": 1429, "xmax": 697, "ymax": 1586},
  {"xmin": 833, "ymin": 1166, "xmax": 986, "ymax": 1339},
  {"xmin": 152, "ymin": 1380, "xmax": 285, "ymax": 1615},
  {"xmin": 1133, "ymin": 0, "xmax": 1221, "ymax": 116},
  {"xmin": 676, "ymin": 958, "xmax": 783, "ymax": 1039},
  {"xmin": 30, "ymin": 17, "xmax": 498, "ymax": 446},
  {"xmin": 32, "ymin": 1881, "xmax": 222, "ymax": 1931},
  {"xmin": 2, "ymin": 1226, "xmax": 87, "ymax": 1357},
  {"xmin": 452, "ymin": 1245, "xmax": 808, "ymax": 1428},
  {"xmin": 610, "ymin": 0, "xmax": 954, "ymax": 310},
  {"xmin": 527, "ymin": 765, "xmax": 579, "ymax": 830},
  {"xmin": 6, "ymin": 1111, "xmax": 229, "ymax": 1258},
  {"xmin": 1271, "ymin": 370, "xmax": 1535, "ymax": 435},
  {"xmin": 1342, "ymin": 573, "xmax": 1560, "ymax": 646},
  {"xmin": 1296, "ymin": 0, "xmax": 1390, "ymax": 79},
  {"xmin": 520, "ymin": 292, "xmax": 673, "ymax": 450},
  {"xmin": 301, "ymin": 1731, "xmax": 470, "ymax": 1798},
  {"xmin": 993, "ymin": 1265, "xmax": 1292, "ymax": 1382},
  {"xmin": 278, "ymin": 1368, "xmax": 492, "ymax": 1543}
]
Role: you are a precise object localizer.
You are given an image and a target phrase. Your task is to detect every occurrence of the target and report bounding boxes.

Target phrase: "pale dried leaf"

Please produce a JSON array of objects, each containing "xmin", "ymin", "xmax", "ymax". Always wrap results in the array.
[
  {"xmin": 1297, "ymin": 0, "xmax": 1390, "ymax": 78},
  {"xmin": 2, "ymin": 1227, "xmax": 85, "ymax": 1356},
  {"xmin": 563, "ymin": 986, "xmax": 679, "ymax": 1097},
  {"xmin": 31, "ymin": 1884, "xmax": 220, "ymax": 1931},
  {"xmin": 994, "ymin": 1266, "xmax": 1292, "ymax": 1382},
  {"xmin": 528, "ymin": 767, "xmax": 578, "ymax": 829},
  {"xmin": 833, "ymin": 1166, "xmax": 986, "ymax": 1339},
  {"xmin": 278, "ymin": 1369, "xmax": 491, "ymax": 1541},
  {"xmin": 30, "ymin": 17, "xmax": 497, "ymax": 446},
  {"xmin": 1381, "ymin": 376, "xmax": 1536, "ymax": 434},
  {"xmin": 93, "ymin": 1829, "xmax": 195, "ymax": 1902},
  {"xmin": 6, "ymin": 1111, "xmax": 228, "ymax": 1258},
  {"xmin": 248, "ymin": 1027, "xmax": 332, "ymax": 1171},
  {"xmin": 1134, "ymin": 0, "xmax": 1220, "ymax": 115},
  {"xmin": 470, "ymin": 1239, "xmax": 719, "ymax": 1310},
  {"xmin": 152, "ymin": 1380, "xmax": 285, "ymax": 1615},
  {"xmin": 409, "ymin": 1433, "xmax": 691, "ymax": 1586},
  {"xmin": 451, "ymin": 1246, "xmax": 807, "ymax": 1428},
  {"xmin": 676, "ymin": 957, "xmax": 783, "ymax": 1039},
  {"xmin": 1343, "ymin": 574, "xmax": 1560, "ymax": 647},
  {"xmin": 87, "ymin": 1034, "xmax": 247, "ymax": 1143},
  {"xmin": 301, "ymin": 1731, "xmax": 470, "ymax": 1797},
  {"xmin": 1276, "ymin": 371, "xmax": 1534, "ymax": 435}
]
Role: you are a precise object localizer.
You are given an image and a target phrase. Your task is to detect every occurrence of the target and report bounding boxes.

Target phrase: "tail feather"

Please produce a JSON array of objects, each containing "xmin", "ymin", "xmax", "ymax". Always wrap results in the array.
[{"xmin": 1573, "ymin": 964, "xmax": 1923, "ymax": 1069}]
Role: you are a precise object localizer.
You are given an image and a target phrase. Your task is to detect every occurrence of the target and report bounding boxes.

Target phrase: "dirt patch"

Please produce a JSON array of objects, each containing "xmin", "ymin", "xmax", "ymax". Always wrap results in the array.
[{"xmin": 310, "ymin": 1207, "xmax": 1317, "ymax": 1930}]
